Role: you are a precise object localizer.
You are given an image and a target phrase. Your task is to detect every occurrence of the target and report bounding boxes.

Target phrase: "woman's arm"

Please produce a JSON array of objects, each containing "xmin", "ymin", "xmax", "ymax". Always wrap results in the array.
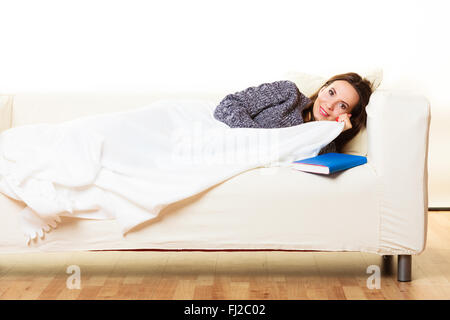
[{"xmin": 213, "ymin": 80, "xmax": 300, "ymax": 128}]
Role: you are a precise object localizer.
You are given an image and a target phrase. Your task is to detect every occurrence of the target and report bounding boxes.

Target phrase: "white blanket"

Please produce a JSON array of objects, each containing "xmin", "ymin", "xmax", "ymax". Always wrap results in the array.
[{"xmin": 0, "ymin": 99, "xmax": 344, "ymax": 244}]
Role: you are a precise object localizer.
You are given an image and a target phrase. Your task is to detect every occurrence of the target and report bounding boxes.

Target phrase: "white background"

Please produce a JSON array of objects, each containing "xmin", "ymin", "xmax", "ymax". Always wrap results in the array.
[{"xmin": 0, "ymin": 0, "xmax": 449, "ymax": 206}]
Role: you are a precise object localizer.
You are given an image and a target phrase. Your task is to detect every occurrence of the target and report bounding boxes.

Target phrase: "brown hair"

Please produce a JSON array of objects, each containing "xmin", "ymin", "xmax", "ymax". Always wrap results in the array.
[{"xmin": 301, "ymin": 72, "xmax": 373, "ymax": 152}]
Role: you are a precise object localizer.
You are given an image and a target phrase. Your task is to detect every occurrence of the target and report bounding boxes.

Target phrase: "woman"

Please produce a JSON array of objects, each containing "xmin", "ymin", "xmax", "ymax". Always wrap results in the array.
[{"xmin": 213, "ymin": 72, "xmax": 373, "ymax": 155}]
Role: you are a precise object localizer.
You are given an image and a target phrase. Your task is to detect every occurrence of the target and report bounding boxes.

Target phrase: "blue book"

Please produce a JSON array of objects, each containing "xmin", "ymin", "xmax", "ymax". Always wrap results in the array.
[{"xmin": 291, "ymin": 152, "xmax": 367, "ymax": 174}]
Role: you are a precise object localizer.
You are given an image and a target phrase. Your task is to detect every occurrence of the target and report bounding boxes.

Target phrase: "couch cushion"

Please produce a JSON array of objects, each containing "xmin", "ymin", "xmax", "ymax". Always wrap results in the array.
[{"xmin": 0, "ymin": 164, "xmax": 380, "ymax": 253}]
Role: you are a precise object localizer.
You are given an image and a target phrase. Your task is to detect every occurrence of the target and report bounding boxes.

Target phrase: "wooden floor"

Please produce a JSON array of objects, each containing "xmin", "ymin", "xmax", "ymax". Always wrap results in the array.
[{"xmin": 1, "ymin": 211, "xmax": 449, "ymax": 300}]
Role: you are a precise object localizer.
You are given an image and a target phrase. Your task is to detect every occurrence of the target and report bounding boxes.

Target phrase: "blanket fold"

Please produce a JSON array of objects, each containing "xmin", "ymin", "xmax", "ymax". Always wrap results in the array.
[{"xmin": 0, "ymin": 99, "xmax": 344, "ymax": 244}]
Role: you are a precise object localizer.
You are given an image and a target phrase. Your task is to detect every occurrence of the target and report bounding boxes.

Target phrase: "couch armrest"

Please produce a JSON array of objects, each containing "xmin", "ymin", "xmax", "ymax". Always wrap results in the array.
[
  {"xmin": 0, "ymin": 95, "xmax": 14, "ymax": 133},
  {"xmin": 366, "ymin": 90, "xmax": 431, "ymax": 254}
]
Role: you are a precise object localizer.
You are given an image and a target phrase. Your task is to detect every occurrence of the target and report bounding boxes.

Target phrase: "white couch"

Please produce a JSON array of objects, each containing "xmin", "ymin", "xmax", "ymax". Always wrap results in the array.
[{"xmin": 0, "ymin": 88, "xmax": 431, "ymax": 282}]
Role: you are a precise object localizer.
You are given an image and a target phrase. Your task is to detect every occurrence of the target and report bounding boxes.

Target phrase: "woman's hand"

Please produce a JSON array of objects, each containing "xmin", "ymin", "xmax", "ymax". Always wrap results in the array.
[{"xmin": 336, "ymin": 113, "xmax": 352, "ymax": 132}]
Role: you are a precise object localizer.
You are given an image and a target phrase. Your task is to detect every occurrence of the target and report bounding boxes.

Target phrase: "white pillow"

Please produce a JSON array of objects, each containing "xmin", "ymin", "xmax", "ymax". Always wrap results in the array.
[
  {"xmin": 0, "ymin": 95, "xmax": 13, "ymax": 133},
  {"xmin": 283, "ymin": 68, "xmax": 383, "ymax": 156}
]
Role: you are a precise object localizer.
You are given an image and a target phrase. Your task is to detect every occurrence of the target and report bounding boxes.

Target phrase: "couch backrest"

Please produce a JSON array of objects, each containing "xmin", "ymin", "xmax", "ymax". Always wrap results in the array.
[
  {"xmin": 4, "ymin": 91, "xmax": 367, "ymax": 156},
  {"xmin": 10, "ymin": 91, "xmax": 224, "ymax": 126}
]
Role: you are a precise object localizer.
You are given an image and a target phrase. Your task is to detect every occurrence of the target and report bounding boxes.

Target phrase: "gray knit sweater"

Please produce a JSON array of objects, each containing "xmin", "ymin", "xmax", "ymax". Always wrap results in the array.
[{"xmin": 213, "ymin": 80, "xmax": 337, "ymax": 155}]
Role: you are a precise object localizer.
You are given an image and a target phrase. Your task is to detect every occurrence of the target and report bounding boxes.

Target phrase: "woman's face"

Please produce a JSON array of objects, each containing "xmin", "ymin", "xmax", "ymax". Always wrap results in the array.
[{"xmin": 312, "ymin": 80, "xmax": 360, "ymax": 121}]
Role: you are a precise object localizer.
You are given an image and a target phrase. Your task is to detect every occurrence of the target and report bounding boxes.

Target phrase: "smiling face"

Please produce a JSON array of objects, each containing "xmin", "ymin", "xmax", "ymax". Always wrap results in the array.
[{"xmin": 312, "ymin": 80, "xmax": 360, "ymax": 121}]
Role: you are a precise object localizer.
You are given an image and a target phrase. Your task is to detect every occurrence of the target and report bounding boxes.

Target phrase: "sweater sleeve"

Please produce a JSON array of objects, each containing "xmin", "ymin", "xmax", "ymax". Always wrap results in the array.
[{"xmin": 213, "ymin": 80, "xmax": 300, "ymax": 128}]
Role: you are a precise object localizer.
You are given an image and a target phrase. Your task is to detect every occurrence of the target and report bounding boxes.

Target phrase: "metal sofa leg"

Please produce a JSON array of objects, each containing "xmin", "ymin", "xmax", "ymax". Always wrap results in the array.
[{"xmin": 397, "ymin": 255, "xmax": 412, "ymax": 282}]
